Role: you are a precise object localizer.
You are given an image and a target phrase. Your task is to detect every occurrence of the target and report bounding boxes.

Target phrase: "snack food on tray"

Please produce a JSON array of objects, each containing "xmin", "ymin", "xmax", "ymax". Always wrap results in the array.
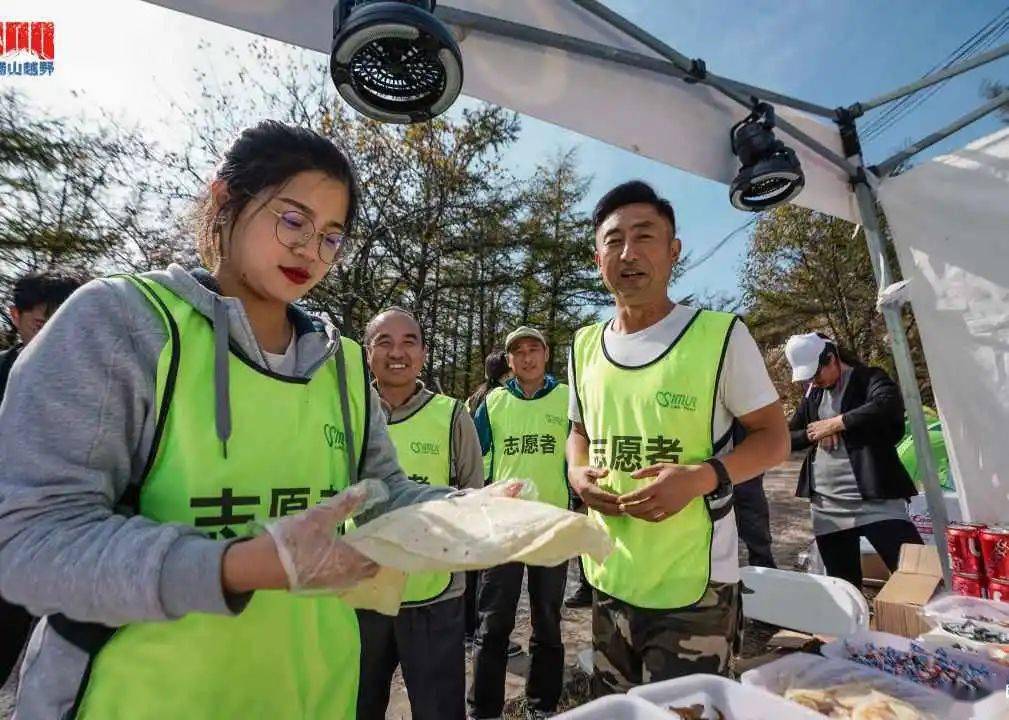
[
  {"xmin": 941, "ymin": 619, "xmax": 1009, "ymax": 644},
  {"xmin": 840, "ymin": 640, "xmax": 993, "ymax": 700},
  {"xmin": 783, "ymin": 684, "xmax": 928, "ymax": 719}
]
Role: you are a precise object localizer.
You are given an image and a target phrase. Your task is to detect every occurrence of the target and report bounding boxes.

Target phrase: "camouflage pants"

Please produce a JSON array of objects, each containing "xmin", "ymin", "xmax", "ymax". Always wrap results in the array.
[{"xmin": 590, "ymin": 581, "xmax": 742, "ymax": 697}]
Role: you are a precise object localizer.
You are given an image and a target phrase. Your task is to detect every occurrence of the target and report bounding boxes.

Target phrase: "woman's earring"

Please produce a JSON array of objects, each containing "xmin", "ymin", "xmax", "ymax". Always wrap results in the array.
[{"xmin": 215, "ymin": 213, "xmax": 229, "ymax": 261}]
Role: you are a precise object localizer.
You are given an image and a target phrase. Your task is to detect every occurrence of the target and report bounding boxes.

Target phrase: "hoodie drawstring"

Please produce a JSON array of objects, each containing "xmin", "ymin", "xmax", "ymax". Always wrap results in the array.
[{"xmin": 213, "ymin": 297, "xmax": 232, "ymax": 459}]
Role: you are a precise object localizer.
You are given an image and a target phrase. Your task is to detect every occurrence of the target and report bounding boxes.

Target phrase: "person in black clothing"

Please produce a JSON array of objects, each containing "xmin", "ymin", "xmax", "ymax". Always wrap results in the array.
[
  {"xmin": 785, "ymin": 332, "xmax": 923, "ymax": 589},
  {"xmin": 732, "ymin": 424, "xmax": 776, "ymax": 568},
  {"xmin": 1, "ymin": 271, "xmax": 84, "ymax": 686},
  {"xmin": 464, "ymin": 351, "xmax": 512, "ymax": 643}
]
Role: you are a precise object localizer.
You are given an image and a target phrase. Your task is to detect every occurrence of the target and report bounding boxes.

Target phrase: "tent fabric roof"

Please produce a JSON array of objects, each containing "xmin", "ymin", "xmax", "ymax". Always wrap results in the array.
[{"xmin": 143, "ymin": 0, "xmax": 859, "ymax": 221}]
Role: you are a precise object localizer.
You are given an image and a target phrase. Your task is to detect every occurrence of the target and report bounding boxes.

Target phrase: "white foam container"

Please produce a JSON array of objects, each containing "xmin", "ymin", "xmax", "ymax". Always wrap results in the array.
[
  {"xmin": 741, "ymin": 652, "xmax": 973, "ymax": 719},
  {"xmin": 553, "ymin": 694, "xmax": 673, "ymax": 719},
  {"xmin": 629, "ymin": 673, "xmax": 824, "ymax": 719}
]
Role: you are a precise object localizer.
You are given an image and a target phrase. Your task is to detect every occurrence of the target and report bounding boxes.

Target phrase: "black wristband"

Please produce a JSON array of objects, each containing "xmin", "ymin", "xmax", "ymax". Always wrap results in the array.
[{"xmin": 703, "ymin": 457, "xmax": 732, "ymax": 501}]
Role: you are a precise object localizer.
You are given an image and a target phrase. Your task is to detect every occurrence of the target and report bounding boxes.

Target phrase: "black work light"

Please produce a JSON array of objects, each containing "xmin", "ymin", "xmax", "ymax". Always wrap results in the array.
[
  {"xmin": 331, "ymin": 0, "xmax": 463, "ymax": 124},
  {"xmin": 729, "ymin": 102, "xmax": 805, "ymax": 211}
]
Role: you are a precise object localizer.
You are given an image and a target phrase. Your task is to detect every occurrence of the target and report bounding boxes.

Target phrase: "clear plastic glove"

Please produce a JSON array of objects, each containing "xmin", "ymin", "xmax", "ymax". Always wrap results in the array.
[
  {"xmin": 265, "ymin": 480, "xmax": 389, "ymax": 592},
  {"xmin": 447, "ymin": 479, "xmax": 538, "ymax": 501}
]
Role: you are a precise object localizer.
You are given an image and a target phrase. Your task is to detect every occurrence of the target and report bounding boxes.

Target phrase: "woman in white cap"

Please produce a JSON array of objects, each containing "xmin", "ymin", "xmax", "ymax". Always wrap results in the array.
[{"xmin": 784, "ymin": 332, "xmax": 923, "ymax": 589}]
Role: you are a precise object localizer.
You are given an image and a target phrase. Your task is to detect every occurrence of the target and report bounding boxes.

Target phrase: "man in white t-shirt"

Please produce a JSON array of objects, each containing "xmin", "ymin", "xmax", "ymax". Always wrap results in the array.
[{"xmin": 566, "ymin": 180, "xmax": 789, "ymax": 696}]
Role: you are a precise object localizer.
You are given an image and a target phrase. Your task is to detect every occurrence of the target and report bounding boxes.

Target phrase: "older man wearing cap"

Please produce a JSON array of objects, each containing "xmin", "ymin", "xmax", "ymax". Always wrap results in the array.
[
  {"xmin": 469, "ymin": 326, "xmax": 570, "ymax": 720},
  {"xmin": 785, "ymin": 332, "xmax": 922, "ymax": 589}
]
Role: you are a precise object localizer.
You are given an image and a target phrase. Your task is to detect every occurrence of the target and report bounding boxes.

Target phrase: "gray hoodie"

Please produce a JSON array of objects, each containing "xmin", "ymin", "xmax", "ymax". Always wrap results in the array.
[{"xmin": 0, "ymin": 264, "xmax": 449, "ymax": 719}]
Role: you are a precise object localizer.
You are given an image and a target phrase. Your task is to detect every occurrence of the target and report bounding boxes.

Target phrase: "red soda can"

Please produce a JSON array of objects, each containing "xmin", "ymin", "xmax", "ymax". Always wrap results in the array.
[
  {"xmin": 980, "ymin": 526, "xmax": 1009, "ymax": 580},
  {"xmin": 952, "ymin": 572, "xmax": 985, "ymax": 598},
  {"xmin": 989, "ymin": 577, "xmax": 1009, "ymax": 603},
  {"xmin": 946, "ymin": 522, "xmax": 986, "ymax": 575}
]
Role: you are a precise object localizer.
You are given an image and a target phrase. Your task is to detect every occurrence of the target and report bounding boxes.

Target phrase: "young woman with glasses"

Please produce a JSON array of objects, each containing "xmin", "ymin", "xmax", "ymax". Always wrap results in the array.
[{"xmin": 0, "ymin": 121, "xmax": 453, "ymax": 719}]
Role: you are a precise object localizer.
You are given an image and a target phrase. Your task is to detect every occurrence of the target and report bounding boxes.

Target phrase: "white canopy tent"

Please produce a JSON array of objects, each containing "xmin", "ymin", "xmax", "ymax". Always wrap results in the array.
[
  {"xmin": 140, "ymin": 0, "xmax": 1009, "ymax": 583},
  {"xmin": 142, "ymin": 0, "xmax": 859, "ymax": 221},
  {"xmin": 880, "ymin": 128, "xmax": 1009, "ymax": 525}
]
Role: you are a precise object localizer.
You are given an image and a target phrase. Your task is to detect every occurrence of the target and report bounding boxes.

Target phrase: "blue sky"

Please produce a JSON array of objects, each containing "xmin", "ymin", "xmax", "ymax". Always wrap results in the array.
[{"xmin": 9, "ymin": 0, "xmax": 1009, "ymax": 301}]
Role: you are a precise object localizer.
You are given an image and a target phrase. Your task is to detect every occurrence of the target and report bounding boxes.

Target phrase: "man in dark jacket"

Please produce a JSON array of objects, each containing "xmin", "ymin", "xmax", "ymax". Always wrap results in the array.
[
  {"xmin": 1, "ymin": 271, "xmax": 83, "ymax": 685},
  {"xmin": 785, "ymin": 332, "xmax": 922, "ymax": 588},
  {"xmin": 732, "ymin": 422, "xmax": 776, "ymax": 568}
]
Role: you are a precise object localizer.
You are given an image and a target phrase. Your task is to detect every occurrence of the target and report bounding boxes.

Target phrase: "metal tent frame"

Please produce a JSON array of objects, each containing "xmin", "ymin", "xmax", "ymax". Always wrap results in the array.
[{"xmin": 435, "ymin": 1, "xmax": 1009, "ymax": 586}]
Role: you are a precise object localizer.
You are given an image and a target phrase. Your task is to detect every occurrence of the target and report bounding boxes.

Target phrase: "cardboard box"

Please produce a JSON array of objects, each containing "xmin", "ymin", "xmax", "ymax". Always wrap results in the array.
[
  {"xmin": 861, "ymin": 546, "xmax": 891, "ymax": 588},
  {"xmin": 872, "ymin": 544, "xmax": 944, "ymax": 638}
]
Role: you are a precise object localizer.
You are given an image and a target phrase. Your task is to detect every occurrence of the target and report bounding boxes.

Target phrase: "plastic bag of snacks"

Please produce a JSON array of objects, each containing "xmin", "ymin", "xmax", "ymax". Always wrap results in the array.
[
  {"xmin": 919, "ymin": 594, "xmax": 1009, "ymax": 665},
  {"xmin": 825, "ymin": 635, "xmax": 1008, "ymax": 702},
  {"xmin": 741, "ymin": 652, "xmax": 955, "ymax": 719},
  {"xmin": 922, "ymin": 594, "xmax": 1009, "ymax": 629}
]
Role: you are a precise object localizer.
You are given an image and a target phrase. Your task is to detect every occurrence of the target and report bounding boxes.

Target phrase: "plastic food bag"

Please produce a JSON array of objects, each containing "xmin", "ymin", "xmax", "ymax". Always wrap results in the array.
[
  {"xmin": 340, "ymin": 490, "xmax": 613, "ymax": 615},
  {"xmin": 923, "ymin": 594, "xmax": 1009, "ymax": 630},
  {"xmin": 743, "ymin": 653, "xmax": 957, "ymax": 719},
  {"xmin": 920, "ymin": 594, "xmax": 1009, "ymax": 666}
]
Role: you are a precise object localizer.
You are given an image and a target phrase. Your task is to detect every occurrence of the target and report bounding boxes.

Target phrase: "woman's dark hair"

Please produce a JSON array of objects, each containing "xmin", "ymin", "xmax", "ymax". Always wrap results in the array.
[
  {"xmin": 195, "ymin": 120, "xmax": 360, "ymax": 269},
  {"xmin": 592, "ymin": 180, "xmax": 676, "ymax": 235},
  {"xmin": 466, "ymin": 350, "xmax": 510, "ymax": 414},
  {"xmin": 484, "ymin": 350, "xmax": 509, "ymax": 383},
  {"xmin": 815, "ymin": 332, "xmax": 862, "ymax": 368}
]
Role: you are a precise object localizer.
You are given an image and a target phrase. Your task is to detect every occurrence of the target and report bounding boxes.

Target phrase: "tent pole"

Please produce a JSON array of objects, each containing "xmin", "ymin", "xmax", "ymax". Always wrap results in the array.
[
  {"xmin": 874, "ymin": 89, "xmax": 1009, "ymax": 177},
  {"xmin": 437, "ymin": 8, "xmax": 859, "ymax": 177},
  {"xmin": 565, "ymin": 0, "xmax": 838, "ymax": 119},
  {"xmin": 852, "ymin": 169, "xmax": 952, "ymax": 587},
  {"xmin": 849, "ymin": 41, "xmax": 1009, "ymax": 116}
]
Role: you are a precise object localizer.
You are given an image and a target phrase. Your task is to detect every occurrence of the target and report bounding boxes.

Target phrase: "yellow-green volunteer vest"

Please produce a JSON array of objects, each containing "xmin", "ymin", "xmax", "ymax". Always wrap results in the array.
[
  {"xmin": 572, "ymin": 311, "xmax": 736, "ymax": 609},
  {"xmin": 485, "ymin": 383, "xmax": 570, "ymax": 509},
  {"xmin": 75, "ymin": 276, "xmax": 368, "ymax": 719},
  {"xmin": 386, "ymin": 393, "xmax": 457, "ymax": 603}
]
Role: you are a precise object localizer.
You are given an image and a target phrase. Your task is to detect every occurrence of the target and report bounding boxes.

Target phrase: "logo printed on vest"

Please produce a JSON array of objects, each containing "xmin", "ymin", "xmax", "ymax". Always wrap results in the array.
[
  {"xmin": 409, "ymin": 440, "xmax": 441, "ymax": 455},
  {"xmin": 324, "ymin": 424, "xmax": 346, "ymax": 450},
  {"xmin": 655, "ymin": 391, "xmax": 698, "ymax": 412},
  {"xmin": 545, "ymin": 413, "xmax": 566, "ymax": 427}
]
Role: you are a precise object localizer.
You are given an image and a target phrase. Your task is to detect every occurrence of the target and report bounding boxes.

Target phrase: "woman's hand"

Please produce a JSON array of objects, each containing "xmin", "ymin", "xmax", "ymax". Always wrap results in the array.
[
  {"xmin": 223, "ymin": 487, "xmax": 379, "ymax": 594},
  {"xmin": 807, "ymin": 416, "xmax": 844, "ymax": 443}
]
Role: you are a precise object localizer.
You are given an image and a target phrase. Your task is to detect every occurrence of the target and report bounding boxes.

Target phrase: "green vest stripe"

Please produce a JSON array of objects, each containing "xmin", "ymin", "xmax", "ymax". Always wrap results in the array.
[
  {"xmin": 485, "ymin": 384, "xmax": 570, "ymax": 509},
  {"xmin": 74, "ymin": 275, "xmax": 368, "ymax": 719},
  {"xmin": 573, "ymin": 310, "xmax": 736, "ymax": 610},
  {"xmin": 386, "ymin": 392, "xmax": 457, "ymax": 603}
]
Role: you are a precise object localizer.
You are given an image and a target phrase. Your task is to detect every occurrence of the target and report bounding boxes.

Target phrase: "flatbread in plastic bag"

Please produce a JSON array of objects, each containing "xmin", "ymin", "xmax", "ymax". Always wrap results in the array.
[
  {"xmin": 339, "ymin": 494, "xmax": 613, "ymax": 615},
  {"xmin": 745, "ymin": 653, "xmax": 955, "ymax": 720}
]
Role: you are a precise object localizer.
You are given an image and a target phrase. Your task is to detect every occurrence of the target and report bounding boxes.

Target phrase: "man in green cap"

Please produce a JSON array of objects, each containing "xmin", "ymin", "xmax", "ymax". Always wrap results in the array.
[{"xmin": 469, "ymin": 325, "xmax": 571, "ymax": 720}]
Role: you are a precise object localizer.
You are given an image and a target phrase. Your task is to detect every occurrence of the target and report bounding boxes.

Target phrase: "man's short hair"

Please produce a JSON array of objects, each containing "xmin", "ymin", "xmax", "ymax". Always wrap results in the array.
[
  {"xmin": 12, "ymin": 272, "xmax": 84, "ymax": 313},
  {"xmin": 592, "ymin": 180, "xmax": 676, "ymax": 235},
  {"xmin": 363, "ymin": 306, "xmax": 425, "ymax": 348}
]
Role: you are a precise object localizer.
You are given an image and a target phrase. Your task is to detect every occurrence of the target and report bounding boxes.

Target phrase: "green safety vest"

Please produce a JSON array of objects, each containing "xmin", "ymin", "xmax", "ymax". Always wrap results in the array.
[
  {"xmin": 75, "ymin": 276, "xmax": 368, "ymax": 719},
  {"xmin": 485, "ymin": 383, "xmax": 570, "ymax": 509},
  {"xmin": 385, "ymin": 392, "xmax": 457, "ymax": 603},
  {"xmin": 572, "ymin": 311, "xmax": 736, "ymax": 609}
]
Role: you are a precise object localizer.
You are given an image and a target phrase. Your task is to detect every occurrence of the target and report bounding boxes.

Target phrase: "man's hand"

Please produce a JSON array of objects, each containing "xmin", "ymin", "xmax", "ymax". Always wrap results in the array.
[
  {"xmin": 568, "ymin": 465, "xmax": 622, "ymax": 516},
  {"xmin": 618, "ymin": 463, "xmax": 718, "ymax": 523},
  {"xmin": 807, "ymin": 416, "xmax": 844, "ymax": 443}
]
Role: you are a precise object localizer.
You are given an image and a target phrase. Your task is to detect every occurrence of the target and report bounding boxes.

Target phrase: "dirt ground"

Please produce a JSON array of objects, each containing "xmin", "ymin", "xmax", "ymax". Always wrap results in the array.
[{"xmin": 0, "ymin": 457, "xmax": 813, "ymax": 719}]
